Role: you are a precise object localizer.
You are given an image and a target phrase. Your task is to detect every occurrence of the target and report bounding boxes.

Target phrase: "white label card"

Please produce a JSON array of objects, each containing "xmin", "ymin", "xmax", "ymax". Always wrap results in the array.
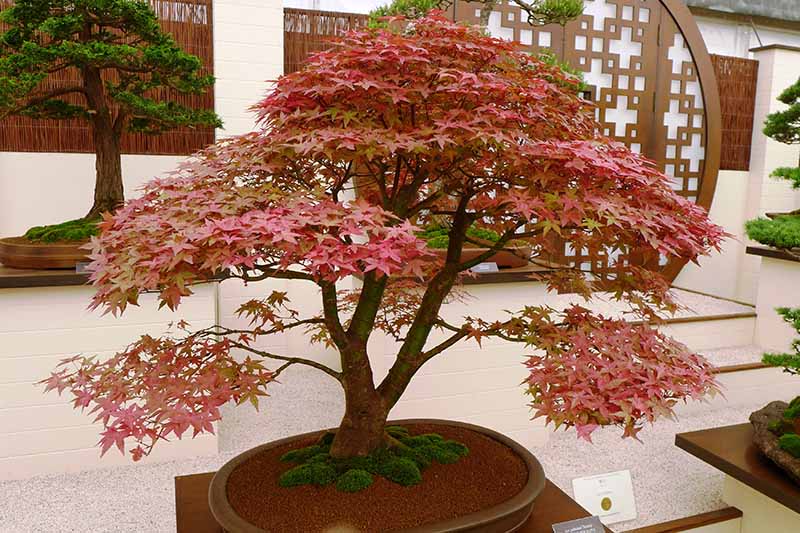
[
  {"xmin": 571, "ymin": 470, "xmax": 636, "ymax": 525},
  {"xmin": 470, "ymin": 262, "xmax": 499, "ymax": 273}
]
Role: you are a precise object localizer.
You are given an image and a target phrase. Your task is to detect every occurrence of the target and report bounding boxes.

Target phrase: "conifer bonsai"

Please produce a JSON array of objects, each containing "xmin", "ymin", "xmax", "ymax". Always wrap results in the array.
[
  {"xmin": 0, "ymin": 0, "xmax": 222, "ymax": 228},
  {"xmin": 746, "ymin": 76, "xmax": 800, "ymax": 254},
  {"xmin": 44, "ymin": 14, "xmax": 725, "ymax": 487}
]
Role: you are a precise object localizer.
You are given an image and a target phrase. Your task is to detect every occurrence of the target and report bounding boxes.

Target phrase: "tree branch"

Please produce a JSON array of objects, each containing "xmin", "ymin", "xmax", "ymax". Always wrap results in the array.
[
  {"xmin": 0, "ymin": 87, "xmax": 87, "ymax": 120},
  {"xmin": 229, "ymin": 341, "xmax": 342, "ymax": 381}
]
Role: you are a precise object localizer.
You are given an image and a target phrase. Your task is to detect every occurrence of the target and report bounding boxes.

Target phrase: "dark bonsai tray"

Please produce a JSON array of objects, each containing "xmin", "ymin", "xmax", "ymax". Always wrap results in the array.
[{"xmin": 175, "ymin": 473, "xmax": 613, "ymax": 532}]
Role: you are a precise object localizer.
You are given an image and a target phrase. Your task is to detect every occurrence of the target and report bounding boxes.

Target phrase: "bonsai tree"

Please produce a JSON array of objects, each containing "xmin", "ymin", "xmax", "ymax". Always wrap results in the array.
[
  {"xmin": 44, "ymin": 15, "xmax": 724, "ymax": 481},
  {"xmin": 370, "ymin": 0, "xmax": 583, "ymax": 28},
  {"xmin": 746, "ymin": 77, "xmax": 800, "ymax": 255},
  {"xmin": 758, "ymin": 308, "xmax": 800, "ymax": 458},
  {"xmin": 0, "ymin": 0, "xmax": 222, "ymax": 228}
]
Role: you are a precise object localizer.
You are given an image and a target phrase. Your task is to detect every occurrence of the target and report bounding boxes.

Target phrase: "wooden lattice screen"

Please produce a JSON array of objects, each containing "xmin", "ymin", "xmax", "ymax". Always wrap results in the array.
[
  {"xmin": 0, "ymin": 0, "xmax": 215, "ymax": 155},
  {"xmin": 284, "ymin": 8, "xmax": 369, "ymax": 75},
  {"xmin": 710, "ymin": 54, "xmax": 758, "ymax": 171}
]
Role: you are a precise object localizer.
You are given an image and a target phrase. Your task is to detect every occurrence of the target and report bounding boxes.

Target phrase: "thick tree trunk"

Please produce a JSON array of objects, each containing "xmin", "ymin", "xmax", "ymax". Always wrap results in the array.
[
  {"xmin": 83, "ymin": 66, "xmax": 124, "ymax": 220},
  {"xmin": 330, "ymin": 388, "xmax": 389, "ymax": 458},
  {"xmin": 86, "ymin": 119, "xmax": 124, "ymax": 219},
  {"xmin": 329, "ymin": 347, "xmax": 389, "ymax": 459}
]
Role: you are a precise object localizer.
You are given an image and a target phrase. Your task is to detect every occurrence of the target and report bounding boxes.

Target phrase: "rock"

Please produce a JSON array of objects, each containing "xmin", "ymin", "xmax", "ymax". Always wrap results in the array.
[{"xmin": 750, "ymin": 401, "xmax": 800, "ymax": 485}]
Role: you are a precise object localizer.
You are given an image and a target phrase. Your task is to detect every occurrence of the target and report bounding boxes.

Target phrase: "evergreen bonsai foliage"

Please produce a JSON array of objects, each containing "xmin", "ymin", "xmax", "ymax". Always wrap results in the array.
[
  {"xmin": 419, "ymin": 223, "xmax": 503, "ymax": 249},
  {"xmin": 768, "ymin": 396, "xmax": 800, "ymax": 459},
  {"xmin": 279, "ymin": 426, "xmax": 468, "ymax": 492},
  {"xmin": 0, "ymin": 0, "xmax": 222, "ymax": 220},
  {"xmin": 763, "ymin": 307, "xmax": 800, "ymax": 374},
  {"xmin": 746, "ymin": 76, "xmax": 800, "ymax": 251},
  {"xmin": 763, "ymin": 308, "xmax": 800, "ymax": 458},
  {"xmin": 44, "ymin": 15, "xmax": 725, "ymax": 471}
]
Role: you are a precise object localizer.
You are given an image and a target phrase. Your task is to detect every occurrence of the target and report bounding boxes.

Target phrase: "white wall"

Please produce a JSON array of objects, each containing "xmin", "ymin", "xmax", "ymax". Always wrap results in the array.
[
  {"xmin": 0, "ymin": 284, "xmax": 219, "ymax": 480},
  {"xmin": 0, "ymin": 154, "xmax": 182, "ymax": 238},
  {"xmin": 674, "ymin": 170, "xmax": 750, "ymax": 301},
  {"xmin": 755, "ymin": 257, "xmax": 800, "ymax": 353},
  {"xmin": 694, "ymin": 15, "xmax": 800, "ymax": 58}
]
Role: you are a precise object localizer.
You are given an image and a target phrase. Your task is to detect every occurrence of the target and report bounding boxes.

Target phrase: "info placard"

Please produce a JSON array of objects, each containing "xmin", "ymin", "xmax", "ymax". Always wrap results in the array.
[
  {"xmin": 571, "ymin": 470, "xmax": 636, "ymax": 525},
  {"xmin": 551, "ymin": 516, "xmax": 605, "ymax": 533}
]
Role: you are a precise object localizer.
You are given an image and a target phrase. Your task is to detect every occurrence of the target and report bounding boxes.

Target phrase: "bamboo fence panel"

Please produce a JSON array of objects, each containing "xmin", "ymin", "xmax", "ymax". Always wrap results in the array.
[
  {"xmin": 0, "ymin": 0, "xmax": 215, "ymax": 155},
  {"xmin": 284, "ymin": 8, "xmax": 369, "ymax": 74},
  {"xmin": 710, "ymin": 54, "xmax": 758, "ymax": 171}
]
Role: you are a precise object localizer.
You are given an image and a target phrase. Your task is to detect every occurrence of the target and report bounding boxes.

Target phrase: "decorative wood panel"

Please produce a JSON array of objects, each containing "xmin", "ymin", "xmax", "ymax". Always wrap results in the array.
[
  {"xmin": 454, "ymin": 0, "xmax": 722, "ymax": 282},
  {"xmin": 0, "ymin": 0, "xmax": 215, "ymax": 156},
  {"xmin": 711, "ymin": 54, "xmax": 758, "ymax": 171},
  {"xmin": 284, "ymin": 8, "xmax": 369, "ymax": 75}
]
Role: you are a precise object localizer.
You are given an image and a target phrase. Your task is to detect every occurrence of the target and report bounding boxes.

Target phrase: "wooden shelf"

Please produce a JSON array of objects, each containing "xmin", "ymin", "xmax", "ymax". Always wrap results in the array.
[
  {"xmin": 463, "ymin": 263, "xmax": 553, "ymax": 285},
  {"xmin": 175, "ymin": 473, "xmax": 613, "ymax": 532},
  {"xmin": 676, "ymin": 423, "xmax": 800, "ymax": 514},
  {"xmin": 746, "ymin": 245, "xmax": 800, "ymax": 264},
  {"xmin": 0, "ymin": 265, "xmax": 89, "ymax": 289}
]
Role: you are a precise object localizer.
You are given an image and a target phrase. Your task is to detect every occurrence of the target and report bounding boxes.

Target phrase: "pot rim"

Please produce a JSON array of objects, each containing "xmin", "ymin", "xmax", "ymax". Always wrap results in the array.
[{"xmin": 208, "ymin": 418, "xmax": 545, "ymax": 533}]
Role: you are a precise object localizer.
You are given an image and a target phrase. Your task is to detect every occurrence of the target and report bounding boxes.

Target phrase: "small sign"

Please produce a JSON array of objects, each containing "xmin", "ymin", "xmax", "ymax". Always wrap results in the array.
[
  {"xmin": 552, "ymin": 516, "xmax": 605, "ymax": 533},
  {"xmin": 75, "ymin": 262, "xmax": 91, "ymax": 274},
  {"xmin": 571, "ymin": 470, "xmax": 636, "ymax": 525},
  {"xmin": 470, "ymin": 262, "xmax": 499, "ymax": 273}
]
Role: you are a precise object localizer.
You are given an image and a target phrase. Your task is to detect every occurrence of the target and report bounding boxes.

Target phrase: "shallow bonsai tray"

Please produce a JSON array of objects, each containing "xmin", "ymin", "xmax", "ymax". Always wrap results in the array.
[{"xmin": 175, "ymin": 473, "xmax": 613, "ymax": 532}]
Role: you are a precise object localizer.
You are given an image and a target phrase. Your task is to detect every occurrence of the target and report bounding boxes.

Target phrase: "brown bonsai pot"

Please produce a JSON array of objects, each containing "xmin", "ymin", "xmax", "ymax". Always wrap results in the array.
[
  {"xmin": 0, "ymin": 237, "xmax": 90, "ymax": 270},
  {"xmin": 431, "ymin": 246, "xmax": 532, "ymax": 269},
  {"xmin": 209, "ymin": 419, "xmax": 546, "ymax": 533}
]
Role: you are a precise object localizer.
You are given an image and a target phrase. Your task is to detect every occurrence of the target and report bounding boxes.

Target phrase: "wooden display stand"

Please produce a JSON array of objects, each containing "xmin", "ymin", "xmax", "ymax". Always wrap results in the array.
[
  {"xmin": 175, "ymin": 473, "xmax": 613, "ymax": 532},
  {"xmin": 677, "ymin": 423, "xmax": 800, "ymax": 533}
]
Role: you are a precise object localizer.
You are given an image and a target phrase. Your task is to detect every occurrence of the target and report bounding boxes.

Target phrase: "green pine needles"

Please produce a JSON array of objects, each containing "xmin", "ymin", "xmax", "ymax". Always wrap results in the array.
[
  {"xmin": 763, "ymin": 308, "xmax": 800, "ymax": 458},
  {"xmin": 762, "ymin": 307, "xmax": 800, "ymax": 375},
  {"xmin": 278, "ymin": 426, "xmax": 469, "ymax": 492},
  {"xmin": 0, "ymin": 0, "xmax": 222, "ymax": 218},
  {"xmin": 745, "ymin": 215, "xmax": 800, "ymax": 250},
  {"xmin": 746, "ymin": 76, "xmax": 800, "ymax": 250}
]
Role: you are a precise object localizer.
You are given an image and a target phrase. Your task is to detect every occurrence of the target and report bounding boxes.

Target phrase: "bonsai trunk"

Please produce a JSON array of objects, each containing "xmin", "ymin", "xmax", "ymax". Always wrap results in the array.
[
  {"xmin": 329, "ymin": 350, "xmax": 389, "ymax": 459},
  {"xmin": 86, "ymin": 116, "xmax": 124, "ymax": 219},
  {"xmin": 84, "ymin": 66, "xmax": 124, "ymax": 220}
]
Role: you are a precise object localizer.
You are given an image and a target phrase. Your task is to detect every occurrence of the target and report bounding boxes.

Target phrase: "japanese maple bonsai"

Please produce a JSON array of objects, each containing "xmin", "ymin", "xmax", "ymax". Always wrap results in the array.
[
  {"xmin": 44, "ymin": 14, "xmax": 725, "ymax": 530},
  {"xmin": 0, "ymin": 0, "xmax": 221, "ymax": 268}
]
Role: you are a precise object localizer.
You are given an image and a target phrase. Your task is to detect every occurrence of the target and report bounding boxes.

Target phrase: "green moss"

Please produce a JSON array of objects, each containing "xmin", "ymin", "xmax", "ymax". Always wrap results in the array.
[
  {"xmin": 336, "ymin": 469, "xmax": 374, "ymax": 492},
  {"xmin": 278, "ymin": 462, "xmax": 337, "ymax": 487},
  {"xmin": 277, "ymin": 426, "xmax": 468, "ymax": 492},
  {"xmin": 785, "ymin": 399, "xmax": 800, "ymax": 421},
  {"xmin": 379, "ymin": 457, "xmax": 422, "ymax": 486},
  {"xmin": 279, "ymin": 444, "xmax": 327, "ymax": 463},
  {"xmin": 23, "ymin": 217, "xmax": 99, "ymax": 243},
  {"xmin": 779, "ymin": 433, "xmax": 800, "ymax": 459},
  {"xmin": 745, "ymin": 215, "xmax": 800, "ymax": 250}
]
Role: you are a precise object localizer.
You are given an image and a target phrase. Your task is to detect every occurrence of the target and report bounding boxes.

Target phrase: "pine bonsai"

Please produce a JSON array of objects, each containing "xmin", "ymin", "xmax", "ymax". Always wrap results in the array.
[
  {"xmin": 746, "ymin": 77, "xmax": 800, "ymax": 252},
  {"xmin": 0, "ymin": 0, "xmax": 222, "ymax": 222},
  {"xmin": 44, "ymin": 15, "xmax": 725, "ymax": 473}
]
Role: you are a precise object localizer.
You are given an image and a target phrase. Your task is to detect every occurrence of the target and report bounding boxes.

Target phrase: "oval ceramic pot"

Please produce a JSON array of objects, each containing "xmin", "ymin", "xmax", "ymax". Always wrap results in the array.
[
  {"xmin": 209, "ymin": 419, "xmax": 546, "ymax": 533},
  {"xmin": 0, "ymin": 237, "xmax": 90, "ymax": 270},
  {"xmin": 432, "ymin": 247, "xmax": 532, "ymax": 269}
]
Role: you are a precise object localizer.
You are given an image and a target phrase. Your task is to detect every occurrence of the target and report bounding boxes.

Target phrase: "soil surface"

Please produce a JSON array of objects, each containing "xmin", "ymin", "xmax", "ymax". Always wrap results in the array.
[{"xmin": 226, "ymin": 423, "xmax": 529, "ymax": 532}]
